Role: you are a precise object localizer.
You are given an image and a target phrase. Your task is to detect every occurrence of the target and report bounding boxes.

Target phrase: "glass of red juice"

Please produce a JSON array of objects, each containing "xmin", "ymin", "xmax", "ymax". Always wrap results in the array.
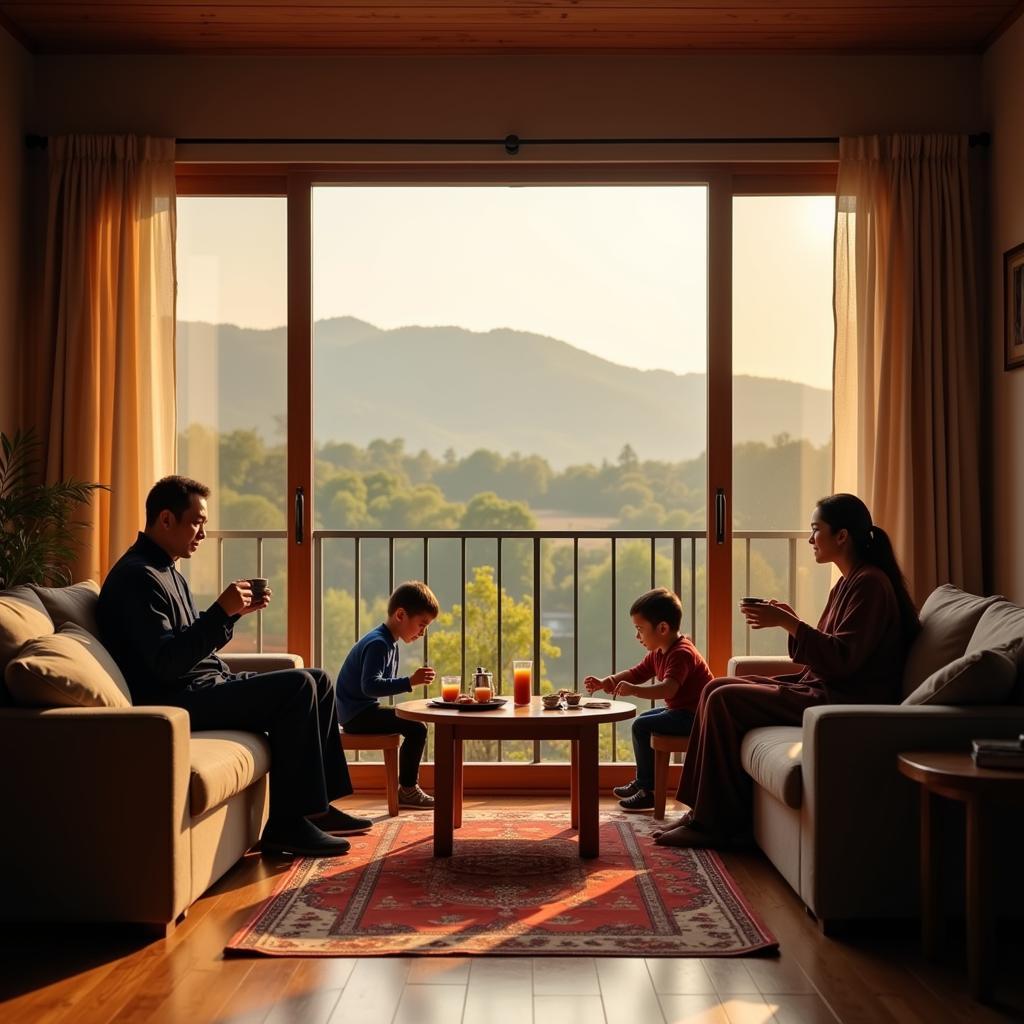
[{"xmin": 512, "ymin": 660, "xmax": 532, "ymax": 705}]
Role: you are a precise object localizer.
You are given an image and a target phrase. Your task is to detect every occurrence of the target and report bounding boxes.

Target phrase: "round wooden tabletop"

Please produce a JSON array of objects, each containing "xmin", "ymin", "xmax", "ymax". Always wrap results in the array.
[
  {"xmin": 897, "ymin": 750, "xmax": 1024, "ymax": 796},
  {"xmin": 395, "ymin": 696, "xmax": 636, "ymax": 733}
]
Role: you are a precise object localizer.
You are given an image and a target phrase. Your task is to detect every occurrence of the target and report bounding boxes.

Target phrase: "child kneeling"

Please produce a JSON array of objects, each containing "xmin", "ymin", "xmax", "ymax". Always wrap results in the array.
[
  {"xmin": 337, "ymin": 580, "xmax": 439, "ymax": 808},
  {"xmin": 584, "ymin": 587, "xmax": 712, "ymax": 812}
]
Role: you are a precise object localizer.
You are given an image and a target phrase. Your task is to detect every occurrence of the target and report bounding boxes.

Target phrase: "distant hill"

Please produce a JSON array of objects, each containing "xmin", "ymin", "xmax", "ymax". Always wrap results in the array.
[{"xmin": 176, "ymin": 317, "xmax": 831, "ymax": 466}]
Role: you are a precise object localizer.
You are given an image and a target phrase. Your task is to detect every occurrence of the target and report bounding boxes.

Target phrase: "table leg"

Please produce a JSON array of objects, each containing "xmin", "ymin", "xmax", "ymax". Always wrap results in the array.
[
  {"xmin": 920, "ymin": 787, "xmax": 942, "ymax": 960},
  {"xmin": 433, "ymin": 723, "xmax": 455, "ymax": 857},
  {"xmin": 570, "ymin": 738, "xmax": 579, "ymax": 829},
  {"xmin": 578, "ymin": 727, "xmax": 599, "ymax": 858},
  {"xmin": 965, "ymin": 798, "xmax": 992, "ymax": 1001},
  {"xmin": 454, "ymin": 738, "xmax": 464, "ymax": 829}
]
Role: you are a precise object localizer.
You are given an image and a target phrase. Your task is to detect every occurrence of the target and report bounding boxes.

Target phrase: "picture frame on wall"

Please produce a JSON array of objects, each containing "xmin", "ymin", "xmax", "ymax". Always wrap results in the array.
[{"xmin": 1005, "ymin": 242, "xmax": 1024, "ymax": 370}]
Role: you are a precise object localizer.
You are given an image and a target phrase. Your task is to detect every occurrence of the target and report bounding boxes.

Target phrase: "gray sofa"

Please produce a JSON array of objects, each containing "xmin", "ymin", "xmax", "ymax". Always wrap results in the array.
[
  {"xmin": 731, "ymin": 585, "xmax": 1024, "ymax": 927},
  {"xmin": 0, "ymin": 581, "xmax": 298, "ymax": 934}
]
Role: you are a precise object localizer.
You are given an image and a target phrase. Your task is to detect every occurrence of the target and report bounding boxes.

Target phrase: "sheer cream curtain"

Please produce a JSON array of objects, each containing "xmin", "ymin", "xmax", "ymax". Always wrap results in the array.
[
  {"xmin": 834, "ymin": 134, "xmax": 983, "ymax": 601},
  {"xmin": 28, "ymin": 135, "xmax": 177, "ymax": 582}
]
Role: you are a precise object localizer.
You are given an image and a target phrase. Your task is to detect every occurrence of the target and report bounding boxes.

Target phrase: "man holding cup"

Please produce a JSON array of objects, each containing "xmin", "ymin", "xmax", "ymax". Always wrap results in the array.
[{"xmin": 98, "ymin": 476, "xmax": 370, "ymax": 858}]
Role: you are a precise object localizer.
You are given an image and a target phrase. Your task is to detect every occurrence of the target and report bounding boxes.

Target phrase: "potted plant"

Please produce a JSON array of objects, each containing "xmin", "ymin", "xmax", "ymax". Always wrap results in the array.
[{"xmin": 0, "ymin": 430, "xmax": 107, "ymax": 589}]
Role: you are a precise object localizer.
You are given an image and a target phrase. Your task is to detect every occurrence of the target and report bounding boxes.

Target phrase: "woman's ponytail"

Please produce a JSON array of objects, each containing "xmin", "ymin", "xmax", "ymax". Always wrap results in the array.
[
  {"xmin": 817, "ymin": 494, "xmax": 920, "ymax": 644},
  {"xmin": 862, "ymin": 524, "xmax": 920, "ymax": 644}
]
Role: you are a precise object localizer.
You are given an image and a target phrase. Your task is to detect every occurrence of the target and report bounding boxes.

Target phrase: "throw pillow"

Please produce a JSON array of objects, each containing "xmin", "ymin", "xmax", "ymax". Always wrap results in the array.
[
  {"xmin": 902, "ymin": 639, "xmax": 1022, "ymax": 706},
  {"xmin": 4, "ymin": 622, "xmax": 132, "ymax": 708},
  {"xmin": 901, "ymin": 585, "xmax": 1005, "ymax": 697},
  {"xmin": 0, "ymin": 586, "xmax": 54, "ymax": 671},
  {"xmin": 31, "ymin": 579, "xmax": 101, "ymax": 637}
]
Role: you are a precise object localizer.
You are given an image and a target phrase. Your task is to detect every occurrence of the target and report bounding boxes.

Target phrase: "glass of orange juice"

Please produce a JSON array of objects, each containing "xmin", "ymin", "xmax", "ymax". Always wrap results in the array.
[
  {"xmin": 440, "ymin": 676, "xmax": 461, "ymax": 702},
  {"xmin": 512, "ymin": 660, "xmax": 532, "ymax": 705},
  {"xmin": 474, "ymin": 671, "xmax": 494, "ymax": 703}
]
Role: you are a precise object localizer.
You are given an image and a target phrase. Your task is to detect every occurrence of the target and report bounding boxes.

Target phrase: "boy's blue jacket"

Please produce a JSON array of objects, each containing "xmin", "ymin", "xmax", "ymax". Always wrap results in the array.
[{"xmin": 336, "ymin": 622, "xmax": 412, "ymax": 724}]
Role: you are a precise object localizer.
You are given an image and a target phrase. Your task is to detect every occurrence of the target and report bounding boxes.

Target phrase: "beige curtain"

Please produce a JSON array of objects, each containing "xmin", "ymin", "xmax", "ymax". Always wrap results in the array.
[
  {"xmin": 31, "ymin": 135, "xmax": 177, "ymax": 582},
  {"xmin": 834, "ymin": 134, "xmax": 983, "ymax": 601}
]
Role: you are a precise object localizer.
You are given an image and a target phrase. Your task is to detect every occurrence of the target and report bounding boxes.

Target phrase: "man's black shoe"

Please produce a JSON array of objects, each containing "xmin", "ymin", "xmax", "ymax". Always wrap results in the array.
[
  {"xmin": 314, "ymin": 806, "xmax": 374, "ymax": 835},
  {"xmin": 260, "ymin": 817, "xmax": 351, "ymax": 857}
]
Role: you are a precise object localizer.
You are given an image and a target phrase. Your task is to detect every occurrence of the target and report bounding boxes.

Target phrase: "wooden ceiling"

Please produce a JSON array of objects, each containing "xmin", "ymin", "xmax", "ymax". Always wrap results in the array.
[{"xmin": 1, "ymin": 1, "xmax": 1022, "ymax": 56}]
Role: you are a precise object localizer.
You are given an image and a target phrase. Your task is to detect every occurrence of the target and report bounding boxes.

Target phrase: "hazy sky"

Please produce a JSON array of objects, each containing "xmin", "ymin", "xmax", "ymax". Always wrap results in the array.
[{"xmin": 177, "ymin": 187, "xmax": 835, "ymax": 389}]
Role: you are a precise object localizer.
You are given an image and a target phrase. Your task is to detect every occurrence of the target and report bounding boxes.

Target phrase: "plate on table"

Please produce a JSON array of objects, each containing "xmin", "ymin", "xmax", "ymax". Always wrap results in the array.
[{"xmin": 427, "ymin": 697, "xmax": 508, "ymax": 712}]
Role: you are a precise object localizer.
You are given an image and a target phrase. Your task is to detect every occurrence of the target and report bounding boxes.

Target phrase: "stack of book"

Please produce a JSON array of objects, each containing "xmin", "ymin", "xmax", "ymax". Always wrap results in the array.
[{"xmin": 971, "ymin": 736, "xmax": 1024, "ymax": 770}]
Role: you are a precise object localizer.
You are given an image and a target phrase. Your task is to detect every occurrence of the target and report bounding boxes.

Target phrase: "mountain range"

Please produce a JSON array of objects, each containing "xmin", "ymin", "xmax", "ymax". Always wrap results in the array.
[{"xmin": 176, "ymin": 317, "xmax": 831, "ymax": 466}]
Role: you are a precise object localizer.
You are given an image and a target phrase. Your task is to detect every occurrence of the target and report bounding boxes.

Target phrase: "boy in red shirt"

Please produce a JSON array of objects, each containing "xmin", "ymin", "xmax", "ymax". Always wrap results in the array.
[{"xmin": 584, "ymin": 587, "xmax": 713, "ymax": 812}]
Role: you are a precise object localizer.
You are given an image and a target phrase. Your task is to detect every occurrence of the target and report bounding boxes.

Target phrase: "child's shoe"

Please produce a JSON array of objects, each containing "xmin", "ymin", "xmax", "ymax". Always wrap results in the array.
[
  {"xmin": 398, "ymin": 784, "xmax": 435, "ymax": 808},
  {"xmin": 619, "ymin": 789, "xmax": 655, "ymax": 813},
  {"xmin": 613, "ymin": 779, "xmax": 642, "ymax": 799}
]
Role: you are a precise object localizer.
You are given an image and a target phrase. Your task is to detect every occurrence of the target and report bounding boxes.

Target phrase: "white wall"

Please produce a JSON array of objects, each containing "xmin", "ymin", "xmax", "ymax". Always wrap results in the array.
[
  {"xmin": 984, "ymin": 17, "xmax": 1024, "ymax": 601},
  {"xmin": 0, "ymin": 26, "xmax": 31, "ymax": 436}
]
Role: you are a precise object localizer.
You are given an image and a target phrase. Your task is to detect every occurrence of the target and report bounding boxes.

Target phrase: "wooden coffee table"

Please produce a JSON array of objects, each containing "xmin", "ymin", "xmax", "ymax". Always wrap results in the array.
[
  {"xmin": 396, "ymin": 697, "xmax": 636, "ymax": 858},
  {"xmin": 897, "ymin": 750, "xmax": 1024, "ymax": 1001}
]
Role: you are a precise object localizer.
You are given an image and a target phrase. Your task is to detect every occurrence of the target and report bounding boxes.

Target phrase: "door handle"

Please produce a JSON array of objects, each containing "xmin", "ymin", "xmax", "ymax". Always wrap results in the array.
[
  {"xmin": 294, "ymin": 486, "xmax": 305, "ymax": 545},
  {"xmin": 715, "ymin": 488, "xmax": 726, "ymax": 545}
]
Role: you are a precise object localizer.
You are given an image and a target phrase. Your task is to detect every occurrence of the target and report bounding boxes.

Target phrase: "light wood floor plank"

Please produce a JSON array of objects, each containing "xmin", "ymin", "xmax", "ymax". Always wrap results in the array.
[
  {"xmin": 659, "ymin": 993, "xmax": 732, "ymax": 1024},
  {"xmin": 595, "ymin": 956, "xmax": 665, "ymax": 1024},
  {"xmin": 534, "ymin": 994, "xmax": 607, "ymax": 1024},
  {"xmin": 532, "ymin": 956, "xmax": 601, "ymax": 996}
]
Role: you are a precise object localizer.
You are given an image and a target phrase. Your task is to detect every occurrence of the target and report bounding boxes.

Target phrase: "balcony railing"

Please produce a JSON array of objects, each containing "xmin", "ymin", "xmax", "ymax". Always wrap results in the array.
[{"xmin": 198, "ymin": 527, "xmax": 808, "ymax": 764}]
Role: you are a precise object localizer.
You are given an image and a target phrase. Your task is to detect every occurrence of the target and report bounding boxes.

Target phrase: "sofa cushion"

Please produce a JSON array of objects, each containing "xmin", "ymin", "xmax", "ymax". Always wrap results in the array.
[
  {"xmin": 189, "ymin": 731, "xmax": 272, "ymax": 816},
  {"xmin": 902, "ymin": 585, "xmax": 1005, "ymax": 698},
  {"xmin": 4, "ymin": 623, "xmax": 132, "ymax": 708},
  {"xmin": 31, "ymin": 580, "xmax": 100, "ymax": 637},
  {"xmin": 902, "ymin": 639, "xmax": 1021, "ymax": 706},
  {"xmin": 966, "ymin": 601, "xmax": 1024, "ymax": 658},
  {"xmin": 741, "ymin": 726, "xmax": 803, "ymax": 809},
  {"xmin": 0, "ymin": 586, "xmax": 53, "ymax": 670}
]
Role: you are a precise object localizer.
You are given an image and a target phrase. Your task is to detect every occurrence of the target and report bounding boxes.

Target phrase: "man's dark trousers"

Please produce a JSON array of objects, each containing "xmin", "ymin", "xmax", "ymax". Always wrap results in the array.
[{"xmin": 167, "ymin": 668, "xmax": 351, "ymax": 821}]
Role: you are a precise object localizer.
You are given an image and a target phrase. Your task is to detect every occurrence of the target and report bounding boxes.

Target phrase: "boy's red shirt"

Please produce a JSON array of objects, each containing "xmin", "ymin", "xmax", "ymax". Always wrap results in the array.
[{"xmin": 620, "ymin": 635, "xmax": 713, "ymax": 712}]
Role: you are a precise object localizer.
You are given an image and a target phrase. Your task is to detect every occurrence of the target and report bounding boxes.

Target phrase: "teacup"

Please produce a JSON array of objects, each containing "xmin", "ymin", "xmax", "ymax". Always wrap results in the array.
[
  {"xmin": 564, "ymin": 692, "xmax": 582, "ymax": 708},
  {"xmin": 248, "ymin": 577, "xmax": 269, "ymax": 601},
  {"xmin": 541, "ymin": 693, "xmax": 562, "ymax": 710}
]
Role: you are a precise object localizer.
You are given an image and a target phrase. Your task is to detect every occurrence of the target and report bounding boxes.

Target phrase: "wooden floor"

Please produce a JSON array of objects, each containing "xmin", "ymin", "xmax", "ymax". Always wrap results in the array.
[{"xmin": 1, "ymin": 796, "xmax": 1022, "ymax": 1024}]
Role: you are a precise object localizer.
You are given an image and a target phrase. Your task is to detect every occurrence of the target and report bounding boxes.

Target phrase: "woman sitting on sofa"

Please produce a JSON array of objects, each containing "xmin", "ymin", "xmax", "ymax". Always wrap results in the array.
[{"xmin": 655, "ymin": 492, "xmax": 920, "ymax": 849}]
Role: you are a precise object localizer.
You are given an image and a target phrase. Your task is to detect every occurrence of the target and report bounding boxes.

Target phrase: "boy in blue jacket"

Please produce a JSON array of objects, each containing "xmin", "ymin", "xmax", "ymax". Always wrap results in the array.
[{"xmin": 337, "ymin": 580, "xmax": 439, "ymax": 808}]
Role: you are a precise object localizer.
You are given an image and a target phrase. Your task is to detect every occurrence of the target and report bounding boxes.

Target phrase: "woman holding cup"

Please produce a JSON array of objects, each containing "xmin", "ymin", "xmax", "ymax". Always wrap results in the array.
[{"xmin": 655, "ymin": 494, "xmax": 919, "ymax": 849}]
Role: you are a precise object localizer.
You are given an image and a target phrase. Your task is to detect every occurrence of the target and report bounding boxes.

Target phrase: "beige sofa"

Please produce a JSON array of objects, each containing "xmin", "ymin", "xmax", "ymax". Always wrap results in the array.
[
  {"xmin": 731, "ymin": 585, "xmax": 1024, "ymax": 927},
  {"xmin": 0, "ymin": 581, "xmax": 298, "ymax": 934}
]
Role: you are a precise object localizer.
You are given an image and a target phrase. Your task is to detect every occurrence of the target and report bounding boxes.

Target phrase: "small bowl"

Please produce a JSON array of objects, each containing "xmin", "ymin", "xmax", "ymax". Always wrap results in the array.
[
  {"xmin": 564, "ymin": 692, "xmax": 582, "ymax": 707},
  {"xmin": 541, "ymin": 694, "xmax": 562, "ymax": 710}
]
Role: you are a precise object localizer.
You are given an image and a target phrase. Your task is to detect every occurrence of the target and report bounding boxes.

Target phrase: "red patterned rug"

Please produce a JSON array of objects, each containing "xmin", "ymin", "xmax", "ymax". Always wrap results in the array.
[{"xmin": 226, "ymin": 810, "xmax": 777, "ymax": 957}]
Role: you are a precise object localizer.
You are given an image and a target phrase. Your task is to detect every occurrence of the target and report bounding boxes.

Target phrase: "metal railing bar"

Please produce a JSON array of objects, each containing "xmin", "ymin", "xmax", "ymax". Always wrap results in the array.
[
  {"xmin": 256, "ymin": 536, "xmax": 264, "ymax": 653},
  {"xmin": 496, "ymin": 537, "xmax": 502, "ymax": 695},
  {"xmin": 423, "ymin": 537, "xmax": 429, "ymax": 667},
  {"xmin": 388, "ymin": 536, "xmax": 395, "ymax": 595},
  {"xmin": 533, "ymin": 536, "xmax": 542, "ymax": 764},
  {"xmin": 789, "ymin": 536, "xmax": 798, "ymax": 610},
  {"xmin": 313, "ymin": 535, "xmax": 322, "ymax": 667},
  {"xmin": 354, "ymin": 537, "xmax": 361, "ymax": 642},
  {"xmin": 460, "ymin": 536, "xmax": 467, "ymax": 685},
  {"xmin": 611, "ymin": 536, "xmax": 617, "ymax": 763},
  {"xmin": 573, "ymin": 537, "xmax": 579, "ymax": 692}
]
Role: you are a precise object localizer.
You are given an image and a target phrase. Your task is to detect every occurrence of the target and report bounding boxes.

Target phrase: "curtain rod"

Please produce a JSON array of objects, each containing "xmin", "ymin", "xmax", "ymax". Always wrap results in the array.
[{"xmin": 24, "ymin": 132, "xmax": 993, "ymax": 155}]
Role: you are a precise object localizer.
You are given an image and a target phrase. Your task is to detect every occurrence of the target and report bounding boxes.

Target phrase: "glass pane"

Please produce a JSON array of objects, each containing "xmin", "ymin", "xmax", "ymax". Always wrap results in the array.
[
  {"xmin": 175, "ymin": 196, "xmax": 288, "ymax": 652},
  {"xmin": 732, "ymin": 195, "xmax": 835, "ymax": 656},
  {"xmin": 312, "ymin": 185, "xmax": 708, "ymax": 762}
]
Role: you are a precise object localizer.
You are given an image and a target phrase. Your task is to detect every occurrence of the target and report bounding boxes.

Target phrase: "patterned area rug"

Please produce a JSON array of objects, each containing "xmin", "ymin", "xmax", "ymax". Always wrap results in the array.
[{"xmin": 226, "ymin": 810, "xmax": 777, "ymax": 957}]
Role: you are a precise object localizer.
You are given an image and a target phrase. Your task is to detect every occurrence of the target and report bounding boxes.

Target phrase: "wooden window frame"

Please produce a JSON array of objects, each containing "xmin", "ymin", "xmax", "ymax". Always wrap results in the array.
[{"xmin": 175, "ymin": 160, "xmax": 837, "ymax": 676}]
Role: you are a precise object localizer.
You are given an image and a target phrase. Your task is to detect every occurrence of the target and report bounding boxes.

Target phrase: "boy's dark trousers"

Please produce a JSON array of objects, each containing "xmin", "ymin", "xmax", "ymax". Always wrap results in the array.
[
  {"xmin": 632, "ymin": 706, "xmax": 695, "ymax": 792},
  {"xmin": 343, "ymin": 705, "xmax": 427, "ymax": 787}
]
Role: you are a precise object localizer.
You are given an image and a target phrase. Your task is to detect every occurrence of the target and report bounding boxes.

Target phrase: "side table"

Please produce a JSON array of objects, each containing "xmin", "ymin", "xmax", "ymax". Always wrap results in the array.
[{"xmin": 897, "ymin": 750, "xmax": 1024, "ymax": 1001}]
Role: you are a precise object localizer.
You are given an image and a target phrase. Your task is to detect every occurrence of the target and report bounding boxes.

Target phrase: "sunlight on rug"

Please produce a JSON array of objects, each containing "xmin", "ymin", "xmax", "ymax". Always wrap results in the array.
[{"xmin": 226, "ymin": 810, "xmax": 777, "ymax": 957}]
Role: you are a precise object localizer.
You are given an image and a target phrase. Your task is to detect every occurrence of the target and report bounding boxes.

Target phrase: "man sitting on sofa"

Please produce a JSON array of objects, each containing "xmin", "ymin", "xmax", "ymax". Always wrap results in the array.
[{"xmin": 98, "ymin": 475, "xmax": 370, "ymax": 857}]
